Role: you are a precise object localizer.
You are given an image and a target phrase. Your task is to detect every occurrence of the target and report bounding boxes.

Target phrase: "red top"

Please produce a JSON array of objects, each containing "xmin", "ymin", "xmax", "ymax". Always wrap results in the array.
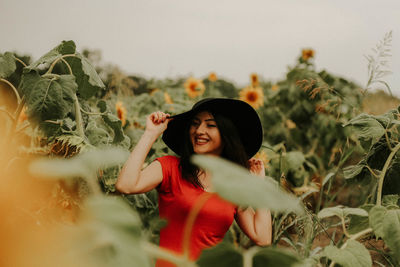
[{"xmin": 155, "ymin": 156, "xmax": 237, "ymax": 266}]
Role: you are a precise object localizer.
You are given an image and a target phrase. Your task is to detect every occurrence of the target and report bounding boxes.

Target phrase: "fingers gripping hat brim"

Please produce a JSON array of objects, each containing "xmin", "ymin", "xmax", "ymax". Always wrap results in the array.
[{"xmin": 162, "ymin": 98, "xmax": 263, "ymax": 159}]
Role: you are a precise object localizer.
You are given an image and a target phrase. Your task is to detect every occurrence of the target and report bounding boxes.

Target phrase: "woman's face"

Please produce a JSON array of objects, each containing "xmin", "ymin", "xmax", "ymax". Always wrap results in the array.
[{"xmin": 189, "ymin": 111, "xmax": 223, "ymax": 156}]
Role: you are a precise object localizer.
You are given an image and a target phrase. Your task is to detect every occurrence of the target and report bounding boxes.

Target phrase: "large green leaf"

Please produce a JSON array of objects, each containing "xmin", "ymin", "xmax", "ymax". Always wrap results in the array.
[
  {"xmin": 20, "ymin": 71, "xmax": 77, "ymax": 123},
  {"xmin": 348, "ymin": 204, "xmax": 374, "ymax": 235},
  {"xmin": 73, "ymin": 195, "xmax": 150, "ymax": 267},
  {"xmin": 65, "ymin": 53, "xmax": 105, "ymax": 99},
  {"xmin": 253, "ymin": 247, "xmax": 301, "ymax": 267},
  {"xmin": 318, "ymin": 206, "xmax": 368, "ymax": 219},
  {"xmin": 323, "ymin": 240, "xmax": 372, "ymax": 267},
  {"xmin": 27, "ymin": 40, "xmax": 76, "ymax": 70},
  {"xmin": 369, "ymin": 206, "xmax": 400, "ymax": 261},
  {"xmin": 191, "ymin": 155, "xmax": 303, "ymax": 213},
  {"xmin": 197, "ymin": 242, "xmax": 242, "ymax": 267},
  {"xmin": 29, "ymin": 147, "xmax": 129, "ymax": 180},
  {"xmin": 0, "ymin": 52, "xmax": 16, "ymax": 78},
  {"xmin": 344, "ymin": 113, "xmax": 386, "ymax": 144}
]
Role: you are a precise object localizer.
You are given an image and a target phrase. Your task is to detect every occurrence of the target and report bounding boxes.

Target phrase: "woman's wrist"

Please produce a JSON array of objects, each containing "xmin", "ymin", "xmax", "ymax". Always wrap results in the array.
[{"xmin": 143, "ymin": 129, "xmax": 161, "ymax": 142}]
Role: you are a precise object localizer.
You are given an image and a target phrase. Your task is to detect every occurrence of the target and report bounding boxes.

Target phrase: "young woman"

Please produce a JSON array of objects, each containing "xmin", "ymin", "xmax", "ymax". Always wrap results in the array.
[{"xmin": 116, "ymin": 98, "xmax": 272, "ymax": 266}]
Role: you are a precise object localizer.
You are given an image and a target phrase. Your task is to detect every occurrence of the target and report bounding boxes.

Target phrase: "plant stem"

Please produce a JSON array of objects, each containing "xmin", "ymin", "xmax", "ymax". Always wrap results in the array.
[
  {"xmin": 341, "ymin": 216, "xmax": 351, "ymax": 238},
  {"xmin": 142, "ymin": 241, "xmax": 195, "ymax": 267},
  {"xmin": 182, "ymin": 193, "xmax": 213, "ymax": 260},
  {"xmin": 243, "ymin": 246, "xmax": 259, "ymax": 267},
  {"xmin": 15, "ymin": 57, "xmax": 27, "ymax": 67},
  {"xmin": 80, "ymin": 108, "xmax": 107, "ymax": 116},
  {"xmin": 45, "ymin": 54, "xmax": 76, "ymax": 75},
  {"xmin": 376, "ymin": 143, "xmax": 400, "ymax": 206},
  {"xmin": 0, "ymin": 78, "xmax": 21, "ymax": 104},
  {"xmin": 73, "ymin": 93, "xmax": 85, "ymax": 138}
]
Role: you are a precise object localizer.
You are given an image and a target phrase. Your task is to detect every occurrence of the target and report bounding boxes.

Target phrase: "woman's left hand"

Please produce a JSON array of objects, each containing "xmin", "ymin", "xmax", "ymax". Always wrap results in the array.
[{"xmin": 248, "ymin": 158, "xmax": 265, "ymax": 177}]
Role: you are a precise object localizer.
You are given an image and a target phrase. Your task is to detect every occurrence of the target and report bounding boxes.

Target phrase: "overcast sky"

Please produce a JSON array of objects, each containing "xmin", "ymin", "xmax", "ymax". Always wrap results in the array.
[{"xmin": 1, "ymin": 0, "xmax": 399, "ymax": 95}]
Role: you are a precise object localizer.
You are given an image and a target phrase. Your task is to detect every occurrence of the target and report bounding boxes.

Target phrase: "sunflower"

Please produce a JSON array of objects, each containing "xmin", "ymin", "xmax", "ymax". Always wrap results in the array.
[
  {"xmin": 250, "ymin": 73, "xmax": 259, "ymax": 87},
  {"xmin": 302, "ymin": 49, "xmax": 315, "ymax": 61},
  {"xmin": 184, "ymin": 77, "xmax": 205, "ymax": 98},
  {"xmin": 239, "ymin": 86, "xmax": 264, "ymax": 109},
  {"xmin": 208, "ymin": 72, "xmax": 218, "ymax": 82},
  {"xmin": 164, "ymin": 92, "xmax": 173, "ymax": 104},
  {"xmin": 271, "ymin": 84, "xmax": 279, "ymax": 91},
  {"xmin": 115, "ymin": 101, "xmax": 127, "ymax": 127}
]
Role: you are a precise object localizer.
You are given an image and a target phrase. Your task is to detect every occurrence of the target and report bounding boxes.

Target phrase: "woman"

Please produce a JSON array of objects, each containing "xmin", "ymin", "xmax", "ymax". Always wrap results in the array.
[{"xmin": 116, "ymin": 98, "xmax": 272, "ymax": 266}]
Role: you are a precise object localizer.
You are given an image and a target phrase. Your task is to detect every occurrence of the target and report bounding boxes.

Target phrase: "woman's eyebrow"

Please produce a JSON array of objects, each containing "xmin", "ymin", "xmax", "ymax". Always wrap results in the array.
[{"xmin": 205, "ymin": 118, "xmax": 216, "ymax": 122}]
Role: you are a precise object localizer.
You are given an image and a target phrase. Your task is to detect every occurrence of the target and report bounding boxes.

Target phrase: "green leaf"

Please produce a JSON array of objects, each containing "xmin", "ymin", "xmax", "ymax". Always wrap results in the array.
[
  {"xmin": 253, "ymin": 247, "xmax": 301, "ymax": 267},
  {"xmin": 191, "ymin": 155, "xmax": 303, "ymax": 214},
  {"xmin": 285, "ymin": 151, "xmax": 306, "ymax": 171},
  {"xmin": 343, "ymin": 163, "xmax": 366, "ymax": 179},
  {"xmin": 29, "ymin": 147, "xmax": 129, "ymax": 180},
  {"xmin": 369, "ymin": 206, "xmax": 400, "ymax": 261},
  {"xmin": 323, "ymin": 240, "xmax": 372, "ymax": 267},
  {"xmin": 382, "ymin": 195, "xmax": 400, "ymax": 207},
  {"xmin": 74, "ymin": 195, "xmax": 150, "ymax": 267},
  {"xmin": 318, "ymin": 206, "xmax": 368, "ymax": 219},
  {"xmin": 369, "ymin": 205, "xmax": 387, "ymax": 238},
  {"xmin": 344, "ymin": 113, "xmax": 386, "ymax": 144},
  {"xmin": 97, "ymin": 100, "xmax": 128, "ymax": 144},
  {"xmin": 65, "ymin": 53, "xmax": 105, "ymax": 99},
  {"xmin": 0, "ymin": 52, "xmax": 17, "ymax": 78},
  {"xmin": 27, "ymin": 40, "xmax": 76, "ymax": 70},
  {"xmin": 348, "ymin": 204, "xmax": 374, "ymax": 235},
  {"xmin": 197, "ymin": 242, "xmax": 242, "ymax": 267},
  {"xmin": 86, "ymin": 120, "xmax": 112, "ymax": 146},
  {"xmin": 20, "ymin": 71, "xmax": 77, "ymax": 123}
]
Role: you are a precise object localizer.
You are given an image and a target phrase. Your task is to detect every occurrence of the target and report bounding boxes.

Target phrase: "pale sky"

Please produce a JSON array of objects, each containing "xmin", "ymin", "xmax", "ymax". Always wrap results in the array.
[{"xmin": 1, "ymin": 0, "xmax": 400, "ymax": 95}]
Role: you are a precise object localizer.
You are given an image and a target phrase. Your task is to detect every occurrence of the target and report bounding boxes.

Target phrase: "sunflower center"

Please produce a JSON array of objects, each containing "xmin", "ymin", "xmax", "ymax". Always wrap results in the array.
[
  {"xmin": 189, "ymin": 82, "xmax": 198, "ymax": 91},
  {"xmin": 117, "ymin": 109, "xmax": 123, "ymax": 120},
  {"xmin": 247, "ymin": 92, "xmax": 258, "ymax": 102}
]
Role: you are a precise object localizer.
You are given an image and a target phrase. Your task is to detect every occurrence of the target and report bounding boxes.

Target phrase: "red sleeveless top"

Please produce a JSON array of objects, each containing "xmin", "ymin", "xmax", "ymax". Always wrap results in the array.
[{"xmin": 155, "ymin": 156, "xmax": 237, "ymax": 266}]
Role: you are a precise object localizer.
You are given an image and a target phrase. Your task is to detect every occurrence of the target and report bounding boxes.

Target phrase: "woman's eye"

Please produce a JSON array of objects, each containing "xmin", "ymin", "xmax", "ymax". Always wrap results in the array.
[{"xmin": 207, "ymin": 124, "xmax": 217, "ymax": 128}]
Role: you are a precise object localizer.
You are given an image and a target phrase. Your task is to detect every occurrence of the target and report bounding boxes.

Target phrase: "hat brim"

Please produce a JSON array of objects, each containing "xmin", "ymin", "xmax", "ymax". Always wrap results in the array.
[{"xmin": 162, "ymin": 98, "xmax": 263, "ymax": 159}]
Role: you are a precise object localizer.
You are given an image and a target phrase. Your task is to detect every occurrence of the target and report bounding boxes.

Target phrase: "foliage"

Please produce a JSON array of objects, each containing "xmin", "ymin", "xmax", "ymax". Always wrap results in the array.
[{"xmin": 1, "ymin": 36, "xmax": 399, "ymax": 267}]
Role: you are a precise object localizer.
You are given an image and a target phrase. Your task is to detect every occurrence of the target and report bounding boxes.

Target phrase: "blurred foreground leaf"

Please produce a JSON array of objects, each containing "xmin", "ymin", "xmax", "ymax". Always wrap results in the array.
[
  {"xmin": 191, "ymin": 155, "xmax": 303, "ymax": 214},
  {"xmin": 30, "ymin": 147, "xmax": 129, "ymax": 179}
]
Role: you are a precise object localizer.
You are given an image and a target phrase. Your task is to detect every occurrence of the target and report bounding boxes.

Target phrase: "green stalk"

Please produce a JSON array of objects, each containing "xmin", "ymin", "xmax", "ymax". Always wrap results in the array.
[
  {"xmin": 376, "ymin": 143, "xmax": 400, "ymax": 206},
  {"xmin": 45, "ymin": 54, "xmax": 76, "ymax": 75},
  {"xmin": 142, "ymin": 241, "xmax": 195, "ymax": 267},
  {"xmin": 0, "ymin": 78, "xmax": 21, "ymax": 104},
  {"xmin": 73, "ymin": 93, "xmax": 85, "ymax": 138},
  {"xmin": 243, "ymin": 247, "xmax": 259, "ymax": 267}
]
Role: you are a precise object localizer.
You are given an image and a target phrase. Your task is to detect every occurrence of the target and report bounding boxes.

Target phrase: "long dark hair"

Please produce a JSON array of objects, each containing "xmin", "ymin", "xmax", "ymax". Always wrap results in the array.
[{"xmin": 179, "ymin": 109, "xmax": 250, "ymax": 188}]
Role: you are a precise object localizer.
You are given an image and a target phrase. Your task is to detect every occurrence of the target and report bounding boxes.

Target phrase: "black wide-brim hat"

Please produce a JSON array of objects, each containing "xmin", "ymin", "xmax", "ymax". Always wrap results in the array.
[{"xmin": 162, "ymin": 98, "xmax": 263, "ymax": 159}]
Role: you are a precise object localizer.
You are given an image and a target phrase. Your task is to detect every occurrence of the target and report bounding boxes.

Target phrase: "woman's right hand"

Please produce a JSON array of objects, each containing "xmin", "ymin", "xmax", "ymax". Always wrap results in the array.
[{"xmin": 145, "ymin": 111, "xmax": 171, "ymax": 137}]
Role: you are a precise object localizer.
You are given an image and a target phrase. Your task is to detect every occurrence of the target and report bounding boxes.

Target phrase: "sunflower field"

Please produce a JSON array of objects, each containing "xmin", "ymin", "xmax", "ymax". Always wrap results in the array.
[{"xmin": 1, "ymin": 37, "xmax": 400, "ymax": 267}]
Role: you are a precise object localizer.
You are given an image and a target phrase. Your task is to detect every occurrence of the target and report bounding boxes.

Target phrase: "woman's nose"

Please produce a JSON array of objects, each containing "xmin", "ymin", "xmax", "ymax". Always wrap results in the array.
[{"xmin": 195, "ymin": 122, "xmax": 206, "ymax": 134}]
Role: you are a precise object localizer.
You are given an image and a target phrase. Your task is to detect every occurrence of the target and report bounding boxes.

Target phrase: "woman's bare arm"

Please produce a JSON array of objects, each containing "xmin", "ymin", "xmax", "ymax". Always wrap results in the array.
[
  {"xmin": 115, "ymin": 111, "xmax": 170, "ymax": 194},
  {"xmin": 235, "ymin": 159, "xmax": 272, "ymax": 246}
]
